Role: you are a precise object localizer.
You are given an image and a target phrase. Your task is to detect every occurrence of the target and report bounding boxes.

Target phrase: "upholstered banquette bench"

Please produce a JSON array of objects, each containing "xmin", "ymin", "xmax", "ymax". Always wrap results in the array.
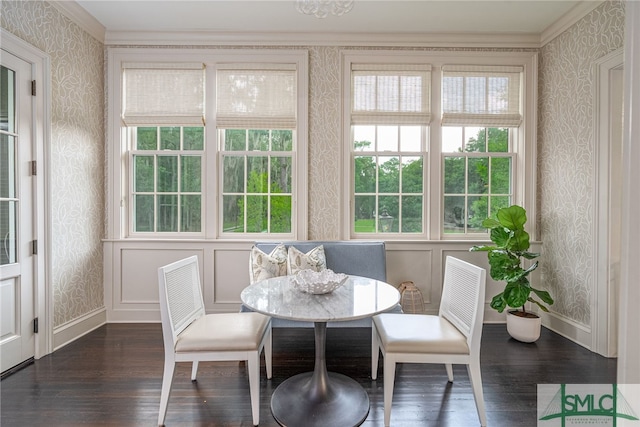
[{"xmin": 242, "ymin": 240, "xmax": 402, "ymax": 327}]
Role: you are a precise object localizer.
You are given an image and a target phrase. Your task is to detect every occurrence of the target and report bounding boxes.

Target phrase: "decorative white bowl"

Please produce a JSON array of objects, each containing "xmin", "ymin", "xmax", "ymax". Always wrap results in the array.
[{"xmin": 291, "ymin": 269, "xmax": 349, "ymax": 294}]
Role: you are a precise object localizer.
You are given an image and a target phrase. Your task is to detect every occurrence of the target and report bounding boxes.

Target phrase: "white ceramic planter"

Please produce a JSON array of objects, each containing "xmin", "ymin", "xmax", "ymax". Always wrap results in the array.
[{"xmin": 506, "ymin": 310, "xmax": 542, "ymax": 343}]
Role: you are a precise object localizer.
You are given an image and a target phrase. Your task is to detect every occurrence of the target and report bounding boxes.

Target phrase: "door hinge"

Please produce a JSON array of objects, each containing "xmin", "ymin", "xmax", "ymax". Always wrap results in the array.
[
  {"xmin": 30, "ymin": 160, "xmax": 37, "ymax": 176},
  {"xmin": 33, "ymin": 318, "xmax": 39, "ymax": 334},
  {"xmin": 31, "ymin": 80, "xmax": 36, "ymax": 96},
  {"xmin": 31, "ymin": 239, "xmax": 38, "ymax": 255}
]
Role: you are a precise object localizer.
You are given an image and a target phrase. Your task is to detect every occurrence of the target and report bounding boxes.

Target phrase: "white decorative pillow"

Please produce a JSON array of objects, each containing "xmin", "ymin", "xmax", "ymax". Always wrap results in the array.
[
  {"xmin": 287, "ymin": 245, "xmax": 327, "ymax": 275},
  {"xmin": 249, "ymin": 244, "xmax": 288, "ymax": 284}
]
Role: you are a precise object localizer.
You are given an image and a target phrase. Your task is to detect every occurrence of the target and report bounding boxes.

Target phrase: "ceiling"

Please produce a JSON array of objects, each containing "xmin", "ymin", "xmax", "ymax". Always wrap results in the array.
[{"xmin": 74, "ymin": 0, "xmax": 591, "ymax": 36}]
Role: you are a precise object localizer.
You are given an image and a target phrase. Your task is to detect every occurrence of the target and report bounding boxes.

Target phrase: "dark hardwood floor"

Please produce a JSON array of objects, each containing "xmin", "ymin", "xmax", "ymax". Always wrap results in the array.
[{"xmin": 1, "ymin": 323, "xmax": 616, "ymax": 426}]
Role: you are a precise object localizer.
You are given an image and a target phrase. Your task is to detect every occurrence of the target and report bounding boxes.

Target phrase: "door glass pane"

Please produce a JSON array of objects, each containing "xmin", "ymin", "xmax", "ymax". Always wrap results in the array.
[
  {"xmin": 0, "ymin": 200, "xmax": 16, "ymax": 264},
  {"xmin": 1, "ymin": 66, "xmax": 15, "ymax": 133},
  {"xmin": 0, "ymin": 122, "xmax": 17, "ymax": 265}
]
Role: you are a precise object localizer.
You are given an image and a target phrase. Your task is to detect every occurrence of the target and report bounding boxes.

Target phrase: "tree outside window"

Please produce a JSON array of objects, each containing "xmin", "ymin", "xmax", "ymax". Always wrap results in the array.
[{"xmin": 443, "ymin": 127, "xmax": 513, "ymax": 234}]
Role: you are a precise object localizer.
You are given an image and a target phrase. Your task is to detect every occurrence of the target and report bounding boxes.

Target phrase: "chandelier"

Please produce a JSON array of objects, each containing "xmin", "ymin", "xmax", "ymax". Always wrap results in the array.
[{"xmin": 295, "ymin": 0, "xmax": 354, "ymax": 18}]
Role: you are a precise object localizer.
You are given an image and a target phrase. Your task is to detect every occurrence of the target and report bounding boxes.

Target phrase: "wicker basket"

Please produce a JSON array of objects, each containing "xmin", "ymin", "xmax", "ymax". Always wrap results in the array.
[{"xmin": 398, "ymin": 281, "xmax": 425, "ymax": 314}]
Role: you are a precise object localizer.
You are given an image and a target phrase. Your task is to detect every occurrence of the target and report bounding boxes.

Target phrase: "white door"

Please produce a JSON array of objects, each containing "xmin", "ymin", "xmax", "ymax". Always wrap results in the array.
[{"xmin": 0, "ymin": 50, "xmax": 36, "ymax": 373}]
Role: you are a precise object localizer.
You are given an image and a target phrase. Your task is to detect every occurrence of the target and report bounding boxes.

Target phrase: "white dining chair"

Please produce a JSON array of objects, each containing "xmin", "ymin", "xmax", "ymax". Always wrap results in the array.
[
  {"xmin": 372, "ymin": 256, "xmax": 488, "ymax": 426},
  {"xmin": 157, "ymin": 256, "xmax": 272, "ymax": 426}
]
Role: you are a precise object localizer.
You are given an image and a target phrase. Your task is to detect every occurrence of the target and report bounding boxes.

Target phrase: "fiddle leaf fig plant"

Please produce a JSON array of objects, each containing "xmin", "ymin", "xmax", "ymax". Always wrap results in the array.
[{"xmin": 470, "ymin": 205, "xmax": 554, "ymax": 315}]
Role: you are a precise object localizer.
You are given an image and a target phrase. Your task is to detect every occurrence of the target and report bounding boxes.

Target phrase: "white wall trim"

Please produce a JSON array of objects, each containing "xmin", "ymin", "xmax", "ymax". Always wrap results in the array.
[
  {"xmin": 618, "ymin": 0, "xmax": 640, "ymax": 384},
  {"xmin": 592, "ymin": 48, "xmax": 624, "ymax": 358},
  {"xmin": 541, "ymin": 310, "xmax": 593, "ymax": 351},
  {"xmin": 540, "ymin": 0, "xmax": 605, "ymax": 47},
  {"xmin": 104, "ymin": 30, "xmax": 541, "ymax": 49},
  {"xmin": 53, "ymin": 0, "xmax": 600, "ymax": 49},
  {"xmin": 48, "ymin": 0, "xmax": 105, "ymax": 43},
  {"xmin": 0, "ymin": 29, "xmax": 53, "ymax": 361},
  {"xmin": 52, "ymin": 308, "xmax": 107, "ymax": 351}
]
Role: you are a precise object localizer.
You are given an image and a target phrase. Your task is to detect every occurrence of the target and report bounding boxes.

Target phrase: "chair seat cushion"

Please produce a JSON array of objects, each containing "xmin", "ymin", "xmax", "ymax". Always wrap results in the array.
[
  {"xmin": 175, "ymin": 312, "xmax": 270, "ymax": 352},
  {"xmin": 373, "ymin": 313, "xmax": 469, "ymax": 354}
]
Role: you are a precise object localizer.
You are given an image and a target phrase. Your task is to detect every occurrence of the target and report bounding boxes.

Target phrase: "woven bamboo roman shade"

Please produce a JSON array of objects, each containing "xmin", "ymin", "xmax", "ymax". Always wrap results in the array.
[
  {"xmin": 441, "ymin": 64, "xmax": 523, "ymax": 127},
  {"xmin": 216, "ymin": 64, "xmax": 297, "ymax": 130},
  {"xmin": 122, "ymin": 62, "xmax": 205, "ymax": 126},
  {"xmin": 351, "ymin": 63, "xmax": 431, "ymax": 125}
]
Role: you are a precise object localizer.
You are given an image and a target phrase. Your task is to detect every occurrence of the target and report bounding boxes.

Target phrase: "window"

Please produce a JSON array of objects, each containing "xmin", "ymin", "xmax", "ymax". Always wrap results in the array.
[
  {"xmin": 220, "ymin": 129, "xmax": 293, "ymax": 233},
  {"xmin": 111, "ymin": 49, "xmax": 308, "ymax": 239},
  {"xmin": 349, "ymin": 64, "xmax": 431, "ymax": 236},
  {"xmin": 216, "ymin": 65, "xmax": 297, "ymax": 236},
  {"xmin": 130, "ymin": 126, "xmax": 204, "ymax": 233},
  {"xmin": 123, "ymin": 62, "xmax": 206, "ymax": 236},
  {"xmin": 343, "ymin": 52, "xmax": 535, "ymax": 240},
  {"xmin": 441, "ymin": 65, "xmax": 522, "ymax": 234},
  {"xmin": 442, "ymin": 126, "xmax": 513, "ymax": 233}
]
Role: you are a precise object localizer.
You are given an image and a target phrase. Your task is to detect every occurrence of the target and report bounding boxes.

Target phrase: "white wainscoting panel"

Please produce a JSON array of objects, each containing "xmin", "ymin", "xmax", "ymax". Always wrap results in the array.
[
  {"xmin": 104, "ymin": 240, "xmax": 557, "ymax": 335},
  {"xmin": 120, "ymin": 248, "xmax": 203, "ymax": 304},
  {"xmin": 212, "ymin": 248, "xmax": 252, "ymax": 306},
  {"xmin": 386, "ymin": 246, "xmax": 434, "ymax": 312}
]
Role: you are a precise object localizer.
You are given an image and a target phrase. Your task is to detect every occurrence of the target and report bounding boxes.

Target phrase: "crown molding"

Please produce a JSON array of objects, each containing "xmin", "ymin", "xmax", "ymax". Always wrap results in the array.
[
  {"xmin": 48, "ymin": 0, "xmax": 105, "ymax": 43},
  {"xmin": 50, "ymin": 0, "xmax": 604, "ymax": 49},
  {"xmin": 540, "ymin": 0, "xmax": 605, "ymax": 47},
  {"xmin": 104, "ymin": 30, "xmax": 540, "ymax": 49}
]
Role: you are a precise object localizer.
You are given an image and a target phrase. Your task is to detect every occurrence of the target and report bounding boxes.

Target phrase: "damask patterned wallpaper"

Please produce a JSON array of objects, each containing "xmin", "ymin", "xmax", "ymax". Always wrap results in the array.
[
  {"xmin": 1, "ymin": 1, "xmax": 105, "ymax": 327},
  {"xmin": 538, "ymin": 0, "xmax": 624, "ymax": 326}
]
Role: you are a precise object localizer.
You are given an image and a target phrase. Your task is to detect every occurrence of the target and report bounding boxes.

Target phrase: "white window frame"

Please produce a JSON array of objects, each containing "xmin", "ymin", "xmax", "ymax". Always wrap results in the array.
[
  {"xmin": 127, "ymin": 125, "xmax": 206, "ymax": 237},
  {"xmin": 107, "ymin": 48, "xmax": 308, "ymax": 240},
  {"xmin": 341, "ymin": 50, "xmax": 538, "ymax": 240}
]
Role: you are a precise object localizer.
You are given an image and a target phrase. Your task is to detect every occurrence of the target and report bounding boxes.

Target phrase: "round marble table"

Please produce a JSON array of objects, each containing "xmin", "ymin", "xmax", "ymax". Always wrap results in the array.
[{"xmin": 241, "ymin": 274, "xmax": 400, "ymax": 427}]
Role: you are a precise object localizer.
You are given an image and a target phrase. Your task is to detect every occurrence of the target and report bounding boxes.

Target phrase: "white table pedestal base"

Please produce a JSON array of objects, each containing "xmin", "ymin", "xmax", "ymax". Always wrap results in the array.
[{"xmin": 270, "ymin": 322, "xmax": 369, "ymax": 427}]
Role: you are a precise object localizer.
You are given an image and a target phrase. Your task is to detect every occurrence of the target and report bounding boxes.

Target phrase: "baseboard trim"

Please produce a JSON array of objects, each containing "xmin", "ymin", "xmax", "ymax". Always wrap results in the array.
[
  {"xmin": 53, "ymin": 308, "xmax": 107, "ymax": 351},
  {"xmin": 540, "ymin": 310, "xmax": 592, "ymax": 351}
]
